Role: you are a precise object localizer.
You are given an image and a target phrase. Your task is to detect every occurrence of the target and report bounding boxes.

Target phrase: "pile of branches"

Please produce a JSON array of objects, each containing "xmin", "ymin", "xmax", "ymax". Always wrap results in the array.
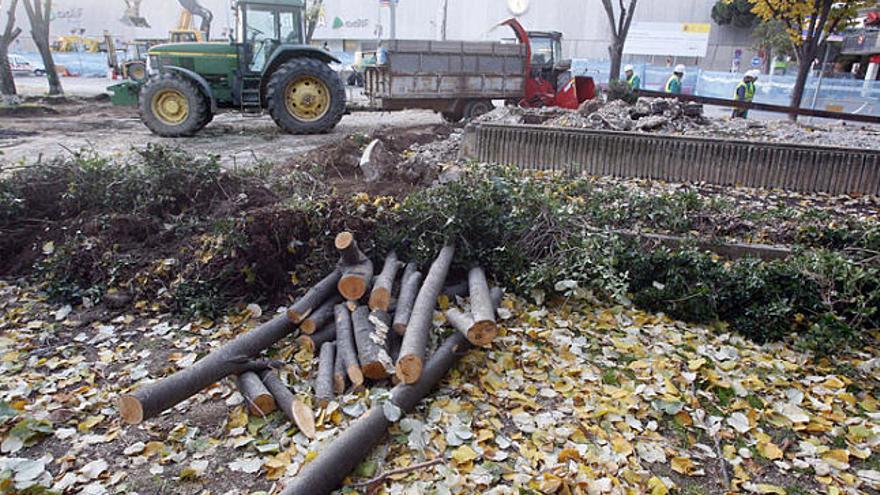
[{"xmin": 119, "ymin": 232, "xmax": 503, "ymax": 495}]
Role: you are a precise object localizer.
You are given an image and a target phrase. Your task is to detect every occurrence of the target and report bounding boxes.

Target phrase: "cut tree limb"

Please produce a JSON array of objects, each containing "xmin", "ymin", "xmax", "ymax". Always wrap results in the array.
[
  {"xmin": 392, "ymin": 267, "xmax": 422, "ymax": 336},
  {"xmin": 368, "ymin": 251, "xmax": 401, "ymax": 311},
  {"xmin": 259, "ymin": 370, "xmax": 316, "ymax": 439},
  {"xmin": 335, "ymin": 232, "xmax": 374, "ymax": 301},
  {"xmin": 296, "ymin": 323, "xmax": 336, "ymax": 353},
  {"xmin": 468, "ymin": 267, "xmax": 496, "ymax": 334},
  {"xmin": 333, "ymin": 349, "xmax": 346, "ymax": 395},
  {"xmin": 119, "ymin": 314, "xmax": 294, "ymax": 424},
  {"xmin": 446, "ymin": 287, "xmax": 503, "ymax": 347},
  {"xmin": 278, "ymin": 332, "xmax": 474, "ymax": 495},
  {"xmin": 300, "ymin": 295, "xmax": 341, "ymax": 335},
  {"xmin": 334, "ymin": 304, "xmax": 364, "ymax": 390},
  {"xmin": 396, "ymin": 244, "xmax": 455, "ymax": 384},
  {"xmin": 352, "ymin": 306, "xmax": 389, "ymax": 380},
  {"xmin": 315, "ymin": 342, "xmax": 336, "ymax": 407},
  {"xmin": 288, "ymin": 269, "xmax": 342, "ymax": 323},
  {"xmin": 236, "ymin": 371, "xmax": 276, "ymax": 415}
]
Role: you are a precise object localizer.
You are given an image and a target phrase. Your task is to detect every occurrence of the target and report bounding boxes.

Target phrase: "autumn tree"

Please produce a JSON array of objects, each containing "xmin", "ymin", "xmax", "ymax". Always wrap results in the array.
[
  {"xmin": 600, "ymin": 0, "xmax": 639, "ymax": 82},
  {"xmin": 747, "ymin": 0, "xmax": 869, "ymax": 118},
  {"xmin": 752, "ymin": 20, "xmax": 794, "ymax": 74},
  {"xmin": 712, "ymin": 0, "xmax": 759, "ymax": 28},
  {"xmin": 22, "ymin": 0, "xmax": 62, "ymax": 96},
  {"xmin": 0, "ymin": 0, "xmax": 22, "ymax": 96},
  {"xmin": 304, "ymin": 0, "xmax": 324, "ymax": 44}
]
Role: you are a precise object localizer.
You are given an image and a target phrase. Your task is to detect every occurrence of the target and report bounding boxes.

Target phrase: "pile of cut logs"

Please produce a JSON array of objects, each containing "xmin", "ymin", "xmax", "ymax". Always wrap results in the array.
[{"xmin": 118, "ymin": 232, "xmax": 503, "ymax": 495}]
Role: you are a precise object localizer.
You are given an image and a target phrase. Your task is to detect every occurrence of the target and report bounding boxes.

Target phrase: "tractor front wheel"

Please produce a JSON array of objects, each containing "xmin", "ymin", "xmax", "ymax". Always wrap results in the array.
[
  {"xmin": 267, "ymin": 58, "xmax": 346, "ymax": 134},
  {"xmin": 139, "ymin": 74, "xmax": 209, "ymax": 137}
]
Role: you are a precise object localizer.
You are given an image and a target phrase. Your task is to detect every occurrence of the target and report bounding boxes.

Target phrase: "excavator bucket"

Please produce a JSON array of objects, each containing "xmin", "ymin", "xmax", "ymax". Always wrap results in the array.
[{"xmin": 121, "ymin": 0, "xmax": 150, "ymax": 28}]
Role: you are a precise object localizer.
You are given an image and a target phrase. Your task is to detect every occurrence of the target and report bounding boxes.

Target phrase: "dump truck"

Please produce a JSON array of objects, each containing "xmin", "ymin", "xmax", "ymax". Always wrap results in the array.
[
  {"xmin": 110, "ymin": 0, "xmax": 346, "ymax": 137},
  {"xmin": 363, "ymin": 18, "xmax": 595, "ymax": 122}
]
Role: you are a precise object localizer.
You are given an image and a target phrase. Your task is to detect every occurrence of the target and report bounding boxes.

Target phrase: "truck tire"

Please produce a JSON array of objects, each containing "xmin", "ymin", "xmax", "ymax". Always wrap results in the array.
[
  {"xmin": 139, "ymin": 73, "xmax": 210, "ymax": 137},
  {"xmin": 267, "ymin": 58, "xmax": 346, "ymax": 134},
  {"xmin": 463, "ymin": 100, "xmax": 494, "ymax": 120},
  {"xmin": 441, "ymin": 112, "xmax": 463, "ymax": 124}
]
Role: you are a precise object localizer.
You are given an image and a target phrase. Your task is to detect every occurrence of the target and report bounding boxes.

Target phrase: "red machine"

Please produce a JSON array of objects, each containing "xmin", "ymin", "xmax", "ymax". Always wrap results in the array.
[{"xmin": 501, "ymin": 18, "xmax": 596, "ymax": 109}]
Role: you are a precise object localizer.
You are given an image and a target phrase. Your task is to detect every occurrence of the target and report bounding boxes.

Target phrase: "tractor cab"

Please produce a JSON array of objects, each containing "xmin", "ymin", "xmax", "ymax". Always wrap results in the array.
[{"xmin": 234, "ymin": 0, "xmax": 304, "ymax": 73}]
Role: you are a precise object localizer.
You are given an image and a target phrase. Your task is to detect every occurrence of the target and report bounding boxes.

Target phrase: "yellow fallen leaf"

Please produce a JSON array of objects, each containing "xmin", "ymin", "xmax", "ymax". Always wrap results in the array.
[
  {"xmin": 611, "ymin": 436, "xmax": 633, "ymax": 456},
  {"xmin": 758, "ymin": 442, "xmax": 783, "ymax": 461},
  {"xmin": 671, "ymin": 456, "xmax": 695, "ymax": 475},
  {"xmin": 77, "ymin": 414, "xmax": 105, "ymax": 433},
  {"xmin": 688, "ymin": 358, "xmax": 706, "ymax": 371},
  {"xmin": 227, "ymin": 406, "xmax": 248, "ymax": 430},
  {"xmin": 647, "ymin": 476, "xmax": 670, "ymax": 495},
  {"xmin": 753, "ymin": 484, "xmax": 786, "ymax": 494},
  {"xmin": 143, "ymin": 441, "xmax": 165, "ymax": 457},
  {"xmin": 451, "ymin": 445, "xmax": 478, "ymax": 464}
]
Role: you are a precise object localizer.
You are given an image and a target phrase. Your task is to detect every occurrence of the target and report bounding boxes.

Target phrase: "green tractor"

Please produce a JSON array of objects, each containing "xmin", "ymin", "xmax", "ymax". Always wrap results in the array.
[{"xmin": 136, "ymin": 0, "xmax": 345, "ymax": 137}]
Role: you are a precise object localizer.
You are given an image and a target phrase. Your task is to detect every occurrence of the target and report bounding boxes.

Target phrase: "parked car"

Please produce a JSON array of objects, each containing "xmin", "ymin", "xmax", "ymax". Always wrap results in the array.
[{"xmin": 8, "ymin": 54, "xmax": 46, "ymax": 76}]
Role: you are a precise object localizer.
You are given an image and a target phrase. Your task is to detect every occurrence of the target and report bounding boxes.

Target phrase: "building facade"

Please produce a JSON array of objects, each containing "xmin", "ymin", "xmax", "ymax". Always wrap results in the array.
[{"xmin": 10, "ymin": 0, "xmax": 755, "ymax": 72}]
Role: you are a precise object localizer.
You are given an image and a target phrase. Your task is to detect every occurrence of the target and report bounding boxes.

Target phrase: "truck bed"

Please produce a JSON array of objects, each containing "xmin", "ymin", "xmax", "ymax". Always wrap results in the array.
[{"xmin": 363, "ymin": 39, "xmax": 526, "ymax": 110}]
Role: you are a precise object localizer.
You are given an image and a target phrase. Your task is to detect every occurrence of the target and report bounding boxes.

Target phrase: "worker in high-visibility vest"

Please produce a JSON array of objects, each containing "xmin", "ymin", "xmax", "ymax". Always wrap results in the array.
[
  {"xmin": 665, "ymin": 64, "xmax": 685, "ymax": 94},
  {"xmin": 624, "ymin": 64, "xmax": 641, "ymax": 90},
  {"xmin": 732, "ymin": 69, "xmax": 759, "ymax": 119}
]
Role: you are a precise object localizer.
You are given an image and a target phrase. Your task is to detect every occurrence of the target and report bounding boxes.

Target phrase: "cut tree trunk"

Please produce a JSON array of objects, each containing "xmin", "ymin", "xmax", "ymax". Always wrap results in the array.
[
  {"xmin": 446, "ymin": 287, "xmax": 503, "ymax": 346},
  {"xmin": 334, "ymin": 304, "xmax": 364, "ymax": 390},
  {"xmin": 287, "ymin": 269, "xmax": 342, "ymax": 323},
  {"xmin": 392, "ymin": 268, "xmax": 422, "ymax": 336},
  {"xmin": 315, "ymin": 342, "xmax": 336, "ymax": 407},
  {"xmin": 300, "ymin": 295, "xmax": 341, "ymax": 335},
  {"xmin": 466, "ymin": 267, "xmax": 496, "ymax": 340},
  {"xmin": 352, "ymin": 306, "xmax": 391, "ymax": 380},
  {"xmin": 296, "ymin": 323, "xmax": 336, "ymax": 353},
  {"xmin": 335, "ymin": 232, "xmax": 374, "ymax": 301},
  {"xmin": 236, "ymin": 371, "xmax": 276, "ymax": 415},
  {"xmin": 119, "ymin": 314, "xmax": 294, "ymax": 424},
  {"xmin": 278, "ymin": 331, "xmax": 474, "ymax": 495},
  {"xmin": 396, "ymin": 244, "xmax": 455, "ymax": 384},
  {"xmin": 259, "ymin": 370, "xmax": 315, "ymax": 439},
  {"xmin": 368, "ymin": 251, "xmax": 401, "ymax": 311},
  {"xmin": 333, "ymin": 349, "xmax": 346, "ymax": 394}
]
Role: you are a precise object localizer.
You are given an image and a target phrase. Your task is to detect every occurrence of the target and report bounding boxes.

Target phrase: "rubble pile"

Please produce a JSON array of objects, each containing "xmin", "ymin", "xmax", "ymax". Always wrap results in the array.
[
  {"xmin": 690, "ymin": 119, "xmax": 880, "ymax": 150},
  {"xmin": 396, "ymin": 129, "xmax": 464, "ymax": 184}
]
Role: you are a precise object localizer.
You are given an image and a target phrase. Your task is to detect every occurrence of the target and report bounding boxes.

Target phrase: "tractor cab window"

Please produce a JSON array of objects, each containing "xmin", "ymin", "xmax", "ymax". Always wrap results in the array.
[
  {"xmin": 245, "ymin": 6, "xmax": 278, "ymax": 72},
  {"xmin": 279, "ymin": 10, "xmax": 302, "ymax": 44},
  {"xmin": 530, "ymin": 36, "xmax": 561, "ymax": 68}
]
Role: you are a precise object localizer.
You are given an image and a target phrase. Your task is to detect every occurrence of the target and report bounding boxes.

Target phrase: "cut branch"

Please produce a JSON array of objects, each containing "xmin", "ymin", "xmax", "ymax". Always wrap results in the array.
[
  {"xmin": 467, "ymin": 267, "xmax": 496, "ymax": 339},
  {"xmin": 333, "ymin": 349, "xmax": 346, "ymax": 394},
  {"xmin": 260, "ymin": 370, "xmax": 316, "ymax": 439},
  {"xmin": 300, "ymin": 295, "xmax": 341, "ymax": 335},
  {"xmin": 287, "ymin": 269, "xmax": 342, "ymax": 323},
  {"xmin": 335, "ymin": 232, "xmax": 374, "ymax": 301},
  {"xmin": 119, "ymin": 314, "xmax": 294, "ymax": 424},
  {"xmin": 296, "ymin": 322, "xmax": 336, "ymax": 353},
  {"xmin": 368, "ymin": 251, "xmax": 401, "ymax": 311},
  {"xmin": 392, "ymin": 267, "xmax": 422, "ymax": 336},
  {"xmin": 278, "ymin": 332, "xmax": 474, "ymax": 495},
  {"xmin": 315, "ymin": 342, "xmax": 336, "ymax": 407},
  {"xmin": 396, "ymin": 244, "xmax": 455, "ymax": 384},
  {"xmin": 236, "ymin": 371, "xmax": 276, "ymax": 415},
  {"xmin": 446, "ymin": 287, "xmax": 503, "ymax": 347},
  {"xmin": 353, "ymin": 306, "xmax": 389, "ymax": 380},
  {"xmin": 334, "ymin": 304, "xmax": 364, "ymax": 390}
]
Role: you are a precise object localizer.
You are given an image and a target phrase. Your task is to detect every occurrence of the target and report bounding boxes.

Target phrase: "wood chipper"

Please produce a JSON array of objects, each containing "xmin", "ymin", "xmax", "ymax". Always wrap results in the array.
[{"xmin": 362, "ymin": 18, "xmax": 596, "ymax": 122}]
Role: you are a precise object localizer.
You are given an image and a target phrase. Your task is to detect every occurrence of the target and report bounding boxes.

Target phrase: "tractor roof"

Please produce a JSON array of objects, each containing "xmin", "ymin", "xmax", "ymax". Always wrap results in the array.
[{"xmin": 235, "ymin": 0, "xmax": 305, "ymax": 8}]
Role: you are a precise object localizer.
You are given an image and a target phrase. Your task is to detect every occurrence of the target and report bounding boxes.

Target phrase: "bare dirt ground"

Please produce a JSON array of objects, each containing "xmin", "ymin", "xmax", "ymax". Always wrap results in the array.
[{"xmin": 0, "ymin": 99, "xmax": 441, "ymax": 168}]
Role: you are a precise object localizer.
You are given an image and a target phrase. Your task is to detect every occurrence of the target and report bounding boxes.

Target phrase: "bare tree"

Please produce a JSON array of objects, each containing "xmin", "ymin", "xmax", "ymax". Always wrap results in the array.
[
  {"xmin": 600, "ymin": 0, "xmax": 639, "ymax": 82},
  {"xmin": 304, "ymin": 0, "xmax": 324, "ymax": 44},
  {"xmin": 22, "ymin": 0, "xmax": 62, "ymax": 95},
  {"xmin": 0, "ymin": 0, "xmax": 22, "ymax": 96}
]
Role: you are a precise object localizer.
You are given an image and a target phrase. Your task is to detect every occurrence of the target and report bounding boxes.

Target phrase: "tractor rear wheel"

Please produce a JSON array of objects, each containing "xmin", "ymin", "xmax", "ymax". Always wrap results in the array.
[
  {"xmin": 139, "ymin": 74, "xmax": 209, "ymax": 137},
  {"xmin": 267, "ymin": 58, "xmax": 346, "ymax": 134}
]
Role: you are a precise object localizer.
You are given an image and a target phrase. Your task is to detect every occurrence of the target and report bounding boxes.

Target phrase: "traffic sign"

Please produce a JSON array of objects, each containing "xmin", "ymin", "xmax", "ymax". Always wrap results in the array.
[{"xmin": 751, "ymin": 56, "xmax": 762, "ymax": 67}]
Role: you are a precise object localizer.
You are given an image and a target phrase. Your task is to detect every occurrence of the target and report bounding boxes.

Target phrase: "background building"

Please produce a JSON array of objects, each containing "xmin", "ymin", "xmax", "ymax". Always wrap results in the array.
[{"xmin": 10, "ymin": 0, "xmax": 755, "ymax": 72}]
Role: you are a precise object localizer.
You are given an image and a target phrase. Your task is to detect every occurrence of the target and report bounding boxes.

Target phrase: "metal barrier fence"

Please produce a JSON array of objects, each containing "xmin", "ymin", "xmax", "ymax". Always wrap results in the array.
[{"xmin": 461, "ymin": 123, "xmax": 880, "ymax": 196}]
